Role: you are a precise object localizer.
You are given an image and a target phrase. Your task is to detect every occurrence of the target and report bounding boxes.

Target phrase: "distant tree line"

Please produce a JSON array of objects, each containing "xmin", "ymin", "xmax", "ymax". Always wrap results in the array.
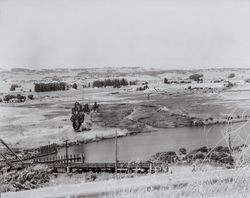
[
  {"xmin": 34, "ymin": 82, "xmax": 67, "ymax": 92},
  {"xmin": 92, "ymin": 78, "xmax": 136, "ymax": 88},
  {"xmin": 164, "ymin": 78, "xmax": 191, "ymax": 84}
]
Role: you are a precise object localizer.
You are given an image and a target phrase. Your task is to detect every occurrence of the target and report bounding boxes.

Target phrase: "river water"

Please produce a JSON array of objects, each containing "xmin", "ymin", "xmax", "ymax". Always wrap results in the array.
[{"xmin": 57, "ymin": 121, "xmax": 250, "ymax": 163}]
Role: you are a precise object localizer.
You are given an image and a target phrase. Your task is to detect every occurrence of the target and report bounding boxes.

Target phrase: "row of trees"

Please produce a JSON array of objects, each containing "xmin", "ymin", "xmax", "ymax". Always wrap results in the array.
[
  {"xmin": 92, "ymin": 78, "xmax": 132, "ymax": 88},
  {"xmin": 33, "ymin": 80, "xmax": 137, "ymax": 92},
  {"xmin": 34, "ymin": 82, "xmax": 67, "ymax": 92},
  {"xmin": 2, "ymin": 94, "xmax": 33, "ymax": 103},
  {"xmin": 164, "ymin": 74, "xmax": 203, "ymax": 84},
  {"xmin": 164, "ymin": 78, "xmax": 192, "ymax": 84}
]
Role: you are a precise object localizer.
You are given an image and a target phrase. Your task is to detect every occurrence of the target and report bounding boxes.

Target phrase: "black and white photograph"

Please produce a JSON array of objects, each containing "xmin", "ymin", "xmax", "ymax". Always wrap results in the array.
[{"xmin": 0, "ymin": 0, "xmax": 250, "ymax": 197}]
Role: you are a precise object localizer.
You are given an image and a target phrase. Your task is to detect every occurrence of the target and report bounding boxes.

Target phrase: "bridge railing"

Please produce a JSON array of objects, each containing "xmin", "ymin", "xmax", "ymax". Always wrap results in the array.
[{"xmin": 34, "ymin": 157, "xmax": 83, "ymax": 164}]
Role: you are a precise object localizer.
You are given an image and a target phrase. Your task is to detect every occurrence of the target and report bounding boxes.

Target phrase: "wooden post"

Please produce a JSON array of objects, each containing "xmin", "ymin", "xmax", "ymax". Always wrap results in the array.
[
  {"xmin": 115, "ymin": 130, "xmax": 118, "ymax": 175},
  {"xmin": 64, "ymin": 140, "xmax": 69, "ymax": 167},
  {"xmin": 82, "ymin": 153, "xmax": 85, "ymax": 163},
  {"xmin": 228, "ymin": 123, "xmax": 232, "ymax": 152},
  {"xmin": 228, "ymin": 132, "xmax": 232, "ymax": 151}
]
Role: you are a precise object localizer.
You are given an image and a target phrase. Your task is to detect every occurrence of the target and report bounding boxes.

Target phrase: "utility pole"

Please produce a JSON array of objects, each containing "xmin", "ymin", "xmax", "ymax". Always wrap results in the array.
[
  {"xmin": 82, "ymin": 85, "xmax": 84, "ymax": 103},
  {"xmin": 115, "ymin": 130, "xmax": 118, "ymax": 175},
  {"xmin": 228, "ymin": 132, "xmax": 232, "ymax": 151},
  {"xmin": 0, "ymin": 178, "xmax": 1, "ymax": 198},
  {"xmin": 64, "ymin": 140, "xmax": 69, "ymax": 167},
  {"xmin": 228, "ymin": 124, "xmax": 232, "ymax": 152}
]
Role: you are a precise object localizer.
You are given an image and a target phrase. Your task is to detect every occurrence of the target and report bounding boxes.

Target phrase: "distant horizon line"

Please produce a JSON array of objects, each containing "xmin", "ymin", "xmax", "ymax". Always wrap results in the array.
[{"xmin": 0, "ymin": 66, "xmax": 249, "ymax": 71}]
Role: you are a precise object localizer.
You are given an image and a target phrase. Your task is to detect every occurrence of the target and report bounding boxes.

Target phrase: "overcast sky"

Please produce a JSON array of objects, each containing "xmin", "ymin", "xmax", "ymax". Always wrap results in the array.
[{"xmin": 0, "ymin": 0, "xmax": 249, "ymax": 70}]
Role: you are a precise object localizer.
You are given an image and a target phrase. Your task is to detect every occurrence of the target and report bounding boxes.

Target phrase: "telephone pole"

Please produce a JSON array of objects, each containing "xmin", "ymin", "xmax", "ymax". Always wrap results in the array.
[
  {"xmin": 64, "ymin": 140, "xmax": 69, "ymax": 167},
  {"xmin": 228, "ymin": 124, "xmax": 232, "ymax": 152},
  {"xmin": 115, "ymin": 130, "xmax": 118, "ymax": 175}
]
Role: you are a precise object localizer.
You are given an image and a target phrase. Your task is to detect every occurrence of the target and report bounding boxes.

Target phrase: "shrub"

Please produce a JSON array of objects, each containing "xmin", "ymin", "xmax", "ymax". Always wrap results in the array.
[
  {"xmin": 189, "ymin": 74, "xmax": 203, "ymax": 82},
  {"xmin": 16, "ymin": 94, "xmax": 26, "ymax": 102},
  {"xmin": 228, "ymin": 73, "xmax": 235, "ymax": 78},
  {"xmin": 72, "ymin": 83, "xmax": 78, "ymax": 90},
  {"xmin": 10, "ymin": 84, "xmax": 19, "ymax": 91},
  {"xmin": 3, "ymin": 95, "xmax": 16, "ymax": 102},
  {"xmin": 136, "ymin": 85, "xmax": 148, "ymax": 91},
  {"xmin": 3, "ymin": 94, "xmax": 27, "ymax": 102},
  {"xmin": 92, "ymin": 102, "xmax": 99, "ymax": 112},
  {"xmin": 28, "ymin": 94, "xmax": 34, "ymax": 100},
  {"xmin": 129, "ymin": 81, "xmax": 137, "ymax": 85},
  {"xmin": 179, "ymin": 148, "xmax": 187, "ymax": 155}
]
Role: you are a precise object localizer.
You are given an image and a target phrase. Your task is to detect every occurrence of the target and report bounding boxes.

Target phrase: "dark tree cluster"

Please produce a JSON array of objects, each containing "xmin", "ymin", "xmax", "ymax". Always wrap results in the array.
[
  {"xmin": 164, "ymin": 78, "xmax": 168, "ymax": 84},
  {"xmin": 83, "ymin": 104, "xmax": 90, "ymax": 113},
  {"xmin": 34, "ymin": 82, "xmax": 67, "ymax": 92},
  {"xmin": 136, "ymin": 85, "xmax": 149, "ymax": 91},
  {"xmin": 72, "ymin": 83, "xmax": 78, "ymax": 89},
  {"xmin": 228, "ymin": 73, "xmax": 235, "ymax": 78},
  {"xmin": 92, "ymin": 102, "xmax": 99, "ymax": 112},
  {"xmin": 70, "ymin": 101, "xmax": 99, "ymax": 132},
  {"xmin": 164, "ymin": 78, "xmax": 191, "ymax": 84},
  {"xmin": 70, "ymin": 102, "xmax": 85, "ymax": 132},
  {"xmin": 3, "ymin": 94, "xmax": 26, "ymax": 103},
  {"xmin": 3, "ymin": 95, "xmax": 16, "ymax": 102},
  {"xmin": 245, "ymin": 79, "xmax": 250, "ymax": 83},
  {"xmin": 189, "ymin": 74, "xmax": 203, "ymax": 82},
  {"xmin": 92, "ymin": 78, "xmax": 130, "ymax": 88},
  {"xmin": 225, "ymin": 82, "xmax": 234, "ymax": 88},
  {"xmin": 10, "ymin": 84, "xmax": 19, "ymax": 91},
  {"xmin": 129, "ymin": 81, "xmax": 137, "ymax": 85},
  {"xmin": 28, "ymin": 94, "xmax": 34, "ymax": 100}
]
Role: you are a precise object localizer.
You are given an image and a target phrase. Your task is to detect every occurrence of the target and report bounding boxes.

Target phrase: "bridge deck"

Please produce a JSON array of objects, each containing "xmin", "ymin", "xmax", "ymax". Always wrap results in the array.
[{"xmin": 45, "ymin": 162, "xmax": 160, "ymax": 173}]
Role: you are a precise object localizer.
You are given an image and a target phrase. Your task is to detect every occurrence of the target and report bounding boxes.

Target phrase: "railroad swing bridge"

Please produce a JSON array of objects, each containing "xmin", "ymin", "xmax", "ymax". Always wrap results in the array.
[
  {"xmin": 0, "ymin": 139, "xmax": 165, "ymax": 174},
  {"xmin": 1, "ymin": 155, "xmax": 160, "ymax": 174},
  {"xmin": 47, "ymin": 162, "xmax": 156, "ymax": 173},
  {"xmin": 1, "ymin": 157, "xmax": 161, "ymax": 174}
]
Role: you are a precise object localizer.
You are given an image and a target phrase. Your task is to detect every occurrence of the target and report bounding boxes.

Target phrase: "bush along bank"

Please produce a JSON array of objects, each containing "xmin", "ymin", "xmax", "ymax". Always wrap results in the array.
[
  {"xmin": 0, "ymin": 165, "xmax": 53, "ymax": 192},
  {"xmin": 150, "ymin": 144, "xmax": 248, "ymax": 168}
]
